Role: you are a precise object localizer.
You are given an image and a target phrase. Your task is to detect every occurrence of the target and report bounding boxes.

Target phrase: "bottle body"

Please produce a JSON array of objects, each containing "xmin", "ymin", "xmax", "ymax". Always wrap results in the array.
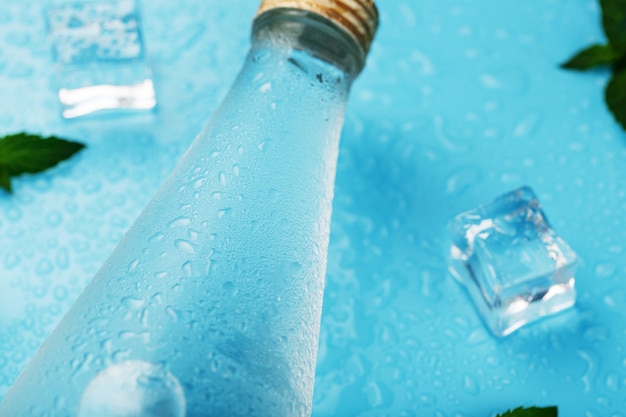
[{"xmin": 0, "ymin": 23, "xmax": 351, "ymax": 417}]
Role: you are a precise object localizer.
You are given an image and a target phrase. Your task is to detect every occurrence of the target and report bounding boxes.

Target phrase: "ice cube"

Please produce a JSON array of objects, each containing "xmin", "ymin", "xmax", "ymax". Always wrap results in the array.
[
  {"xmin": 46, "ymin": 0, "xmax": 156, "ymax": 118},
  {"xmin": 448, "ymin": 186, "xmax": 577, "ymax": 337}
]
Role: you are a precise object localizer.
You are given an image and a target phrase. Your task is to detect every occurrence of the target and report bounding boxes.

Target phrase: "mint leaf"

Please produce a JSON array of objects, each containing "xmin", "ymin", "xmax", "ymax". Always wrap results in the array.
[
  {"xmin": 496, "ymin": 406, "xmax": 558, "ymax": 417},
  {"xmin": 0, "ymin": 132, "xmax": 85, "ymax": 193},
  {"xmin": 600, "ymin": 0, "xmax": 626, "ymax": 52},
  {"xmin": 561, "ymin": 44, "xmax": 621, "ymax": 70},
  {"xmin": 0, "ymin": 166, "xmax": 11, "ymax": 192},
  {"xmin": 605, "ymin": 68, "xmax": 626, "ymax": 130}
]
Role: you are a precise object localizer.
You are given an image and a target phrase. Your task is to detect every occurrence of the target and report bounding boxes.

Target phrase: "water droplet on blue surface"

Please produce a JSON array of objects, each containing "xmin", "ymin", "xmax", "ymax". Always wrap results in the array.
[
  {"xmin": 121, "ymin": 296, "xmax": 145, "ymax": 310},
  {"xmin": 174, "ymin": 239, "xmax": 196, "ymax": 254},
  {"xmin": 77, "ymin": 361, "xmax": 185, "ymax": 417},
  {"xmin": 168, "ymin": 217, "xmax": 191, "ymax": 228},
  {"xmin": 462, "ymin": 374, "xmax": 479, "ymax": 395},
  {"xmin": 128, "ymin": 258, "xmax": 140, "ymax": 273}
]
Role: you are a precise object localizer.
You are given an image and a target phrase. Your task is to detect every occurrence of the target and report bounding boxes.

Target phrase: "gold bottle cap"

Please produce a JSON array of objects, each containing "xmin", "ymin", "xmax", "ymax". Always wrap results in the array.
[{"xmin": 255, "ymin": 0, "xmax": 379, "ymax": 60}]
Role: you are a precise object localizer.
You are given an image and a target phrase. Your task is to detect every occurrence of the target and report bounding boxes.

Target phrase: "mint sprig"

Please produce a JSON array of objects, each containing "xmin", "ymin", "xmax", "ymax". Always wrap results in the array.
[
  {"xmin": 496, "ymin": 406, "xmax": 558, "ymax": 417},
  {"xmin": 561, "ymin": 0, "xmax": 626, "ymax": 131},
  {"xmin": 0, "ymin": 132, "xmax": 85, "ymax": 193}
]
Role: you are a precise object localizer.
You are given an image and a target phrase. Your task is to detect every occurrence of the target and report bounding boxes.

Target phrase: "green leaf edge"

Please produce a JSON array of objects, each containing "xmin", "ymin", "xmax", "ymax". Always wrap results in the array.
[
  {"xmin": 605, "ymin": 67, "xmax": 626, "ymax": 130},
  {"xmin": 599, "ymin": 0, "xmax": 626, "ymax": 52},
  {"xmin": 496, "ymin": 405, "xmax": 558, "ymax": 417},
  {"xmin": 0, "ymin": 132, "xmax": 86, "ymax": 194},
  {"xmin": 561, "ymin": 43, "xmax": 622, "ymax": 71}
]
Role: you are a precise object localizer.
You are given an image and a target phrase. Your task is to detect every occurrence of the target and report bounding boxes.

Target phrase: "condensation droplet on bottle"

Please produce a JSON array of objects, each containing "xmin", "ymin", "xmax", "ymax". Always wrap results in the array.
[
  {"xmin": 77, "ymin": 361, "xmax": 186, "ymax": 417},
  {"xmin": 232, "ymin": 164, "xmax": 240, "ymax": 177},
  {"xmin": 222, "ymin": 281, "xmax": 238, "ymax": 297},
  {"xmin": 148, "ymin": 232, "xmax": 165, "ymax": 243},
  {"xmin": 165, "ymin": 306, "xmax": 179, "ymax": 323},
  {"xmin": 127, "ymin": 258, "xmax": 140, "ymax": 273},
  {"xmin": 217, "ymin": 208, "xmax": 232, "ymax": 219},
  {"xmin": 168, "ymin": 217, "xmax": 191, "ymax": 228},
  {"xmin": 181, "ymin": 261, "xmax": 192, "ymax": 278},
  {"xmin": 193, "ymin": 178, "xmax": 205, "ymax": 189},
  {"xmin": 121, "ymin": 296, "xmax": 145, "ymax": 310},
  {"xmin": 218, "ymin": 171, "xmax": 227, "ymax": 186},
  {"xmin": 267, "ymin": 188, "xmax": 279, "ymax": 203},
  {"xmin": 259, "ymin": 81, "xmax": 272, "ymax": 93},
  {"xmin": 174, "ymin": 239, "xmax": 196, "ymax": 254}
]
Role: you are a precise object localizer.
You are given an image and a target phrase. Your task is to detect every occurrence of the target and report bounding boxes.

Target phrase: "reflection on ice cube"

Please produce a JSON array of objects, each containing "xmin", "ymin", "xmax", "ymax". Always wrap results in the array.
[
  {"xmin": 46, "ymin": 0, "xmax": 156, "ymax": 118},
  {"xmin": 448, "ymin": 186, "xmax": 578, "ymax": 337}
]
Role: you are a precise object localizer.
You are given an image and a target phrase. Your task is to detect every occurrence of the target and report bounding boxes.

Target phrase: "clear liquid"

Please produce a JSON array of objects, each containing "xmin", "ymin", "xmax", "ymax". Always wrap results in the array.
[{"xmin": 0, "ymin": 41, "xmax": 349, "ymax": 416}]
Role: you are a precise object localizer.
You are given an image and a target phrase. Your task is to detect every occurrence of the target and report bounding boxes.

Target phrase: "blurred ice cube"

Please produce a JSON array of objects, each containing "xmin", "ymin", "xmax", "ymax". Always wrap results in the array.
[
  {"xmin": 46, "ymin": 0, "xmax": 155, "ymax": 118},
  {"xmin": 448, "ymin": 186, "xmax": 577, "ymax": 337}
]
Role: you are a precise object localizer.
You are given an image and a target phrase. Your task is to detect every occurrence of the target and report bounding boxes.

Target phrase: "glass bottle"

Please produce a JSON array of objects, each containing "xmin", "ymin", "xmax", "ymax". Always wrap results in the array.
[{"xmin": 0, "ymin": 0, "xmax": 378, "ymax": 416}]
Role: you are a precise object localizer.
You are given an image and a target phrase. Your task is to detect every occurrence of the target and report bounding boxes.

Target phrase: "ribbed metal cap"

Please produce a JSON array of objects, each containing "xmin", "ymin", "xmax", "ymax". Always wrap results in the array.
[{"xmin": 255, "ymin": 0, "xmax": 379, "ymax": 59}]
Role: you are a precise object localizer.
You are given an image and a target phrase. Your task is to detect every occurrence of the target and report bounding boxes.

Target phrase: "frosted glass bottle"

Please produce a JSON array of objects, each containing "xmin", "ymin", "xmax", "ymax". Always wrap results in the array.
[{"xmin": 0, "ymin": 1, "xmax": 378, "ymax": 417}]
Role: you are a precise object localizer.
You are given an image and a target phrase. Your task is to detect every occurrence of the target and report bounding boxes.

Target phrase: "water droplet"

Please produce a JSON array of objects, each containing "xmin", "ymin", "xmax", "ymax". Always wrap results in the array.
[
  {"xmin": 578, "ymin": 350, "xmax": 598, "ymax": 393},
  {"xmin": 168, "ymin": 217, "xmax": 191, "ymax": 228},
  {"xmin": 259, "ymin": 82, "xmax": 272, "ymax": 93},
  {"xmin": 218, "ymin": 171, "xmax": 227, "ymax": 186},
  {"xmin": 232, "ymin": 164, "xmax": 240, "ymax": 177},
  {"xmin": 513, "ymin": 112, "xmax": 541, "ymax": 137},
  {"xmin": 4, "ymin": 206, "xmax": 22, "ymax": 222},
  {"xmin": 154, "ymin": 271, "xmax": 168, "ymax": 279},
  {"xmin": 193, "ymin": 178, "xmax": 205, "ymax": 189},
  {"xmin": 462, "ymin": 374, "xmax": 480, "ymax": 395},
  {"xmin": 4, "ymin": 252, "xmax": 19, "ymax": 269},
  {"xmin": 174, "ymin": 239, "xmax": 196, "ymax": 254},
  {"xmin": 606, "ymin": 372, "xmax": 619, "ymax": 391},
  {"xmin": 182, "ymin": 261, "xmax": 192, "ymax": 277},
  {"xmin": 148, "ymin": 232, "xmax": 165, "ymax": 243},
  {"xmin": 222, "ymin": 281, "xmax": 238, "ymax": 297},
  {"xmin": 53, "ymin": 286, "xmax": 68, "ymax": 301},
  {"xmin": 36, "ymin": 259, "xmax": 53, "ymax": 276},
  {"xmin": 121, "ymin": 296, "xmax": 145, "ymax": 310},
  {"xmin": 217, "ymin": 208, "xmax": 232, "ymax": 219},
  {"xmin": 165, "ymin": 306, "xmax": 179, "ymax": 323},
  {"xmin": 77, "ymin": 361, "xmax": 186, "ymax": 417},
  {"xmin": 268, "ymin": 188, "xmax": 279, "ymax": 203},
  {"xmin": 45, "ymin": 211, "xmax": 63, "ymax": 227},
  {"xmin": 128, "ymin": 258, "xmax": 140, "ymax": 273},
  {"xmin": 594, "ymin": 262, "xmax": 617, "ymax": 278},
  {"xmin": 445, "ymin": 167, "xmax": 482, "ymax": 196},
  {"xmin": 57, "ymin": 248, "xmax": 69, "ymax": 269}
]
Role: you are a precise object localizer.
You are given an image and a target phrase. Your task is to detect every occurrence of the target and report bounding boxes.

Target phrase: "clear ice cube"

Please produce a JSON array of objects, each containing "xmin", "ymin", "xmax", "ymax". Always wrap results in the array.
[
  {"xmin": 46, "ymin": 0, "xmax": 156, "ymax": 118},
  {"xmin": 448, "ymin": 186, "xmax": 577, "ymax": 337}
]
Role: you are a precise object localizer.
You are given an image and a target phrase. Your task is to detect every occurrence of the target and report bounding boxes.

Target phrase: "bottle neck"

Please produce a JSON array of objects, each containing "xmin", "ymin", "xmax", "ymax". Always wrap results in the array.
[{"xmin": 251, "ymin": 8, "xmax": 363, "ymax": 81}]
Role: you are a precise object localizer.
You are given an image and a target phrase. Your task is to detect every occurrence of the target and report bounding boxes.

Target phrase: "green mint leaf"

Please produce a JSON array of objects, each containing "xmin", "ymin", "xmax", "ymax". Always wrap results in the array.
[
  {"xmin": 0, "ymin": 132, "xmax": 85, "ymax": 193},
  {"xmin": 561, "ymin": 44, "xmax": 621, "ymax": 70},
  {"xmin": 0, "ymin": 132, "xmax": 85, "ymax": 175},
  {"xmin": 605, "ymin": 67, "xmax": 626, "ymax": 130},
  {"xmin": 496, "ymin": 406, "xmax": 558, "ymax": 417},
  {"xmin": 600, "ymin": 0, "xmax": 626, "ymax": 51},
  {"xmin": 0, "ymin": 166, "xmax": 11, "ymax": 192}
]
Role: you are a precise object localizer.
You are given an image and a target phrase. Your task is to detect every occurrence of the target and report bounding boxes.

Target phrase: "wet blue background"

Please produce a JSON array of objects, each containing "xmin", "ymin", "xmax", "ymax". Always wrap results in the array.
[{"xmin": 1, "ymin": 0, "xmax": 625, "ymax": 415}]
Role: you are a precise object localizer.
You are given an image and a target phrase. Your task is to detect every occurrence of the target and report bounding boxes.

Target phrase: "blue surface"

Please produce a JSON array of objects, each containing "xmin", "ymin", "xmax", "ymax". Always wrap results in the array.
[{"xmin": 1, "ymin": 0, "xmax": 625, "ymax": 416}]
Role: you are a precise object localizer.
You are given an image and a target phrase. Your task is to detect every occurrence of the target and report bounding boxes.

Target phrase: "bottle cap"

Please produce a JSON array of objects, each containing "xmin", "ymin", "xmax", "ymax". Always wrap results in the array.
[{"xmin": 255, "ymin": 0, "xmax": 379, "ymax": 60}]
